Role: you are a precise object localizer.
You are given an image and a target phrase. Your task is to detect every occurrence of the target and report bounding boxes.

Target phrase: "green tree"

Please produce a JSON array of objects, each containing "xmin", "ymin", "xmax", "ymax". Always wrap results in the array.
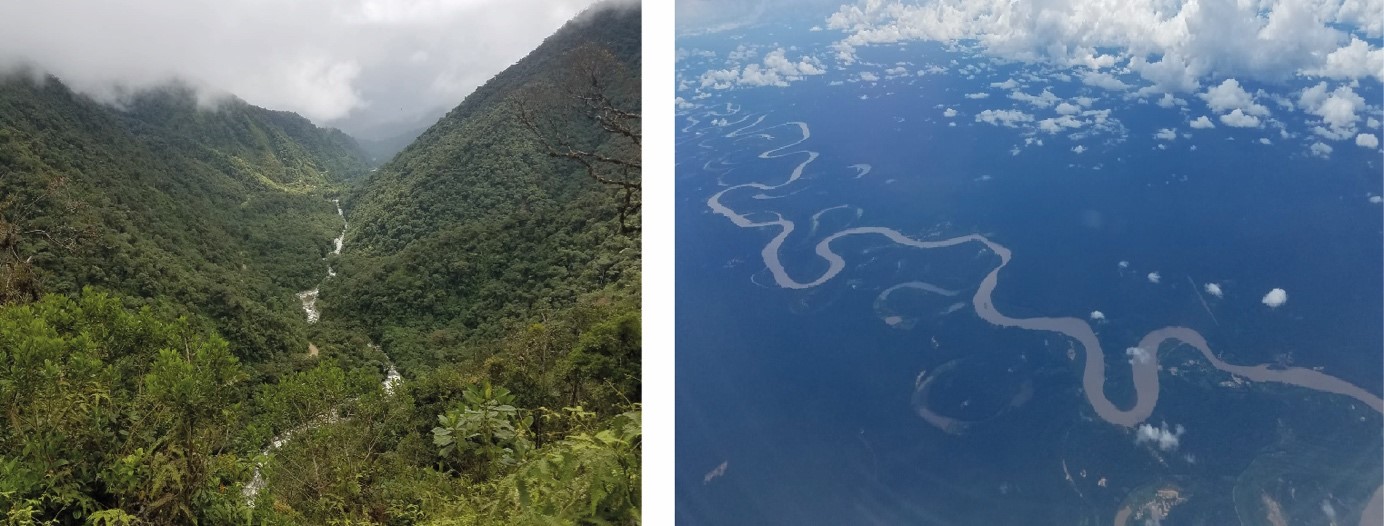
[{"xmin": 0, "ymin": 289, "xmax": 249, "ymax": 524}]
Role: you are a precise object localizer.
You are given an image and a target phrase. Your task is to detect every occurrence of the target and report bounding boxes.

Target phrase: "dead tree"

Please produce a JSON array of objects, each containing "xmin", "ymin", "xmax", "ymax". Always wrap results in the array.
[
  {"xmin": 0, "ymin": 171, "xmax": 87, "ymax": 304},
  {"xmin": 514, "ymin": 45, "xmax": 641, "ymax": 234}
]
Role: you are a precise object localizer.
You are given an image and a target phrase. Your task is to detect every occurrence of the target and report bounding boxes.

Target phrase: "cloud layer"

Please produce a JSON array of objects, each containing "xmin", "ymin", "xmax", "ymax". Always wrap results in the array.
[
  {"xmin": 826, "ymin": 0, "xmax": 1384, "ymax": 94},
  {"xmin": 0, "ymin": 0, "xmax": 603, "ymax": 138}
]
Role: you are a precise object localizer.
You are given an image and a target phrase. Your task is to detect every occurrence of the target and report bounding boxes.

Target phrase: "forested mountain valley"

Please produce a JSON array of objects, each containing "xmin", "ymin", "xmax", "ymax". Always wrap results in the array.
[{"xmin": 0, "ymin": 3, "xmax": 640, "ymax": 524}]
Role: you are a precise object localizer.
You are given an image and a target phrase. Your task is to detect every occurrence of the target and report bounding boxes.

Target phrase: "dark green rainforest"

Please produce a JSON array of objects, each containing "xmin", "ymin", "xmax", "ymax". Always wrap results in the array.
[{"xmin": 0, "ymin": 4, "xmax": 640, "ymax": 524}]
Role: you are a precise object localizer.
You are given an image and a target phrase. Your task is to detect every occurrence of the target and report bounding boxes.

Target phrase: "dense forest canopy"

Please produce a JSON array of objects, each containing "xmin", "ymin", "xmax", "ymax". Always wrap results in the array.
[
  {"xmin": 0, "ymin": 1, "xmax": 641, "ymax": 524},
  {"xmin": 0, "ymin": 73, "xmax": 368, "ymax": 362},
  {"xmin": 326, "ymin": 2, "xmax": 642, "ymax": 377}
]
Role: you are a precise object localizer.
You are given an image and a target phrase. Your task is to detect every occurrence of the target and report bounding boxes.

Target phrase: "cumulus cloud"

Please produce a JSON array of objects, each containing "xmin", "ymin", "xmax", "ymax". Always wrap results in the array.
[
  {"xmin": 1126, "ymin": 346, "xmax": 1152, "ymax": 365},
  {"xmin": 1090, "ymin": 310, "xmax": 1105, "ymax": 321},
  {"xmin": 1200, "ymin": 79, "xmax": 1269, "ymax": 117},
  {"xmin": 989, "ymin": 78, "xmax": 1018, "ymax": 89},
  {"xmin": 1010, "ymin": 88, "xmax": 1060, "ymax": 107},
  {"xmin": 1262, "ymin": 288, "xmax": 1288, "ymax": 308},
  {"xmin": 1082, "ymin": 71, "xmax": 1130, "ymax": 90},
  {"xmin": 859, "ymin": 71, "xmax": 880, "ymax": 82},
  {"xmin": 1310, "ymin": 141, "xmax": 1334, "ymax": 158},
  {"xmin": 1071, "ymin": 144, "xmax": 1087, "ymax": 154},
  {"xmin": 1189, "ymin": 115, "xmax": 1216, "ymax": 129},
  {"xmin": 1204, "ymin": 283, "xmax": 1223, "ymax": 298},
  {"xmin": 701, "ymin": 47, "xmax": 827, "ymax": 89},
  {"xmin": 1154, "ymin": 128, "xmax": 1178, "ymax": 140},
  {"xmin": 1306, "ymin": 36, "xmax": 1384, "ymax": 81},
  {"xmin": 0, "ymin": 0, "xmax": 607, "ymax": 137},
  {"xmin": 1358, "ymin": 133, "xmax": 1380, "ymax": 148},
  {"xmin": 825, "ymin": 0, "xmax": 1384, "ymax": 93},
  {"xmin": 965, "ymin": 92, "xmax": 990, "ymax": 99},
  {"xmin": 1055, "ymin": 102, "xmax": 1081, "ymax": 115},
  {"xmin": 1037, "ymin": 115, "xmax": 1083, "ymax": 133},
  {"xmin": 1147, "ymin": 272, "xmax": 1161, "ymax": 284},
  {"xmin": 975, "ymin": 109, "xmax": 1034, "ymax": 127},
  {"xmin": 1220, "ymin": 109, "xmax": 1261, "ymax": 128},
  {"xmin": 1156, "ymin": 93, "xmax": 1186, "ymax": 108},
  {"xmin": 943, "ymin": 107, "xmax": 958, "ymax": 117},
  {"xmin": 1135, "ymin": 422, "xmax": 1185, "ymax": 452},
  {"xmin": 1299, "ymin": 82, "xmax": 1366, "ymax": 139}
]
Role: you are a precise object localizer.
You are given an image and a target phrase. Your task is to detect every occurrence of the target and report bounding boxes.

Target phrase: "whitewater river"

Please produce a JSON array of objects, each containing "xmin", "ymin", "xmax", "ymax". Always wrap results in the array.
[
  {"xmin": 294, "ymin": 199, "xmax": 347, "ymax": 323},
  {"xmin": 246, "ymin": 198, "xmax": 401, "ymax": 504},
  {"xmin": 694, "ymin": 106, "xmax": 1384, "ymax": 525}
]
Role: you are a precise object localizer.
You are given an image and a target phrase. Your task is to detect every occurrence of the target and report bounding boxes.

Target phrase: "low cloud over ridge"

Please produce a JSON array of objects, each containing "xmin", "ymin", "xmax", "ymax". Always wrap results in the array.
[{"xmin": 0, "ymin": 0, "xmax": 606, "ymax": 138}]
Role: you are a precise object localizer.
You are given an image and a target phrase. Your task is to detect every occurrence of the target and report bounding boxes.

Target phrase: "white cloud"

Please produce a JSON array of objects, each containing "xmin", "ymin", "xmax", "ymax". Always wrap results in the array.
[
  {"xmin": 1154, "ymin": 128, "xmax": 1177, "ymax": 140},
  {"xmin": 965, "ymin": 92, "xmax": 990, "ymax": 99},
  {"xmin": 1189, "ymin": 115, "xmax": 1216, "ymax": 129},
  {"xmin": 699, "ymin": 68, "xmax": 739, "ymax": 90},
  {"xmin": 943, "ymin": 107, "xmax": 958, "ymax": 117},
  {"xmin": 702, "ymin": 47, "xmax": 827, "ymax": 89},
  {"xmin": 990, "ymin": 78, "xmax": 1020, "ymax": 89},
  {"xmin": 1126, "ymin": 347, "xmax": 1152, "ymax": 365},
  {"xmin": 1090, "ymin": 310, "xmax": 1105, "ymax": 321},
  {"xmin": 975, "ymin": 109, "xmax": 1033, "ymax": 127},
  {"xmin": 859, "ymin": 71, "xmax": 879, "ymax": 82},
  {"xmin": 1147, "ymin": 271, "xmax": 1161, "ymax": 284},
  {"xmin": 825, "ymin": 0, "xmax": 1384, "ymax": 95},
  {"xmin": 1037, "ymin": 115, "xmax": 1083, "ymax": 133},
  {"xmin": 724, "ymin": 45, "xmax": 755, "ymax": 64},
  {"xmin": 1009, "ymin": 88, "xmax": 1059, "ymax": 108},
  {"xmin": 1204, "ymin": 283, "xmax": 1223, "ymax": 298},
  {"xmin": 1306, "ymin": 36, "xmax": 1384, "ymax": 81},
  {"xmin": 1072, "ymin": 144, "xmax": 1086, "ymax": 154},
  {"xmin": 1310, "ymin": 141, "xmax": 1334, "ymax": 158},
  {"xmin": 1357, "ymin": 133, "xmax": 1380, "ymax": 148},
  {"xmin": 1200, "ymin": 79, "xmax": 1269, "ymax": 117},
  {"xmin": 1156, "ymin": 93, "xmax": 1186, "ymax": 108},
  {"xmin": 1299, "ymin": 82, "xmax": 1366, "ymax": 140},
  {"xmin": 1055, "ymin": 102, "xmax": 1081, "ymax": 115},
  {"xmin": 1220, "ymin": 109, "xmax": 1261, "ymax": 128},
  {"xmin": 1262, "ymin": 288, "xmax": 1288, "ymax": 308},
  {"xmin": 1082, "ymin": 71, "xmax": 1130, "ymax": 90},
  {"xmin": 1118, "ymin": 260, "xmax": 1130, "ymax": 269},
  {"xmin": 1135, "ymin": 422, "xmax": 1185, "ymax": 452}
]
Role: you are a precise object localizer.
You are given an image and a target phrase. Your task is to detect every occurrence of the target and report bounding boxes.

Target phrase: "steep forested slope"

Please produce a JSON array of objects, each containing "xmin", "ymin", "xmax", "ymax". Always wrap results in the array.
[
  {"xmin": 0, "ymin": 3, "xmax": 641, "ymax": 524},
  {"xmin": 323, "ymin": 3, "xmax": 642, "ymax": 375},
  {"xmin": 0, "ymin": 75, "xmax": 367, "ymax": 360}
]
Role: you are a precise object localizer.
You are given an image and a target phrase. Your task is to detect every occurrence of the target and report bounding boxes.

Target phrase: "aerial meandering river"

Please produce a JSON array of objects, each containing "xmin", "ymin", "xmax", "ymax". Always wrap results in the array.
[{"xmin": 693, "ymin": 105, "xmax": 1384, "ymax": 525}]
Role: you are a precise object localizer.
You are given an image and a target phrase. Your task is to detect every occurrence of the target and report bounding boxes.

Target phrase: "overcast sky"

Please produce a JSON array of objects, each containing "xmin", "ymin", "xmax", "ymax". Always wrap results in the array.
[{"xmin": 0, "ymin": 0, "xmax": 602, "ymax": 139}]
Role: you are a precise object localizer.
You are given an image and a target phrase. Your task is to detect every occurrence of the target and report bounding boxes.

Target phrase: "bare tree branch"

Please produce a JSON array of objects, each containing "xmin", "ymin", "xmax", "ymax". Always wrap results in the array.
[{"xmin": 512, "ymin": 44, "xmax": 640, "ymax": 234}]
